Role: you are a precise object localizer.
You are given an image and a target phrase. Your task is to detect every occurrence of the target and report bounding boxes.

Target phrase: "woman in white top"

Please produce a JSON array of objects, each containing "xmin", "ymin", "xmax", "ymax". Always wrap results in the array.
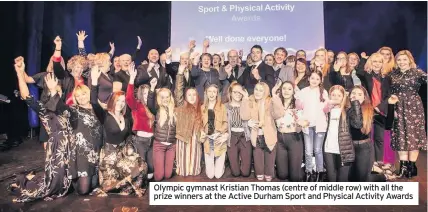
[
  {"xmin": 273, "ymin": 81, "xmax": 305, "ymax": 182},
  {"xmin": 324, "ymin": 85, "xmax": 361, "ymax": 182},
  {"xmin": 295, "ymin": 70, "xmax": 329, "ymax": 182}
]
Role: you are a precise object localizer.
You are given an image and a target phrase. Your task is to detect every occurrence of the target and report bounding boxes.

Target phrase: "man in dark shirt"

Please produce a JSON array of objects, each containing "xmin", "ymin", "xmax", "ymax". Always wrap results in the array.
[{"xmin": 135, "ymin": 49, "xmax": 172, "ymax": 90}]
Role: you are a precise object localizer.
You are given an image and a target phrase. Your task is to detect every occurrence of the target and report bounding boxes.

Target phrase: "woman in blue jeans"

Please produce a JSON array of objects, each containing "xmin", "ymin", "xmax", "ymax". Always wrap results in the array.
[{"xmin": 295, "ymin": 71, "xmax": 329, "ymax": 182}]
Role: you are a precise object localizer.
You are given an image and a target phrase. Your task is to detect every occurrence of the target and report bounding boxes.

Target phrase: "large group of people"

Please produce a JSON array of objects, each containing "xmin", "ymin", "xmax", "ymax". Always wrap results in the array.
[{"xmin": 8, "ymin": 31, "xmax": 427, "ymax": 202}]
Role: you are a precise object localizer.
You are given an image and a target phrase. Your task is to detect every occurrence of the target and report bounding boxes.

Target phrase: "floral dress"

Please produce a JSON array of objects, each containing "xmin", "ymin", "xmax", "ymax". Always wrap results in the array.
[
  {"xmin": 389, "ymin": 68, "xmax": 427, "ymax": 151},
  {"xmin": 13, "ymin": 96, "xmax": 73, "ymax": 202},
  {"xmin": 54, "ymin": 96, "xmax": 103, "ymax": 184}
]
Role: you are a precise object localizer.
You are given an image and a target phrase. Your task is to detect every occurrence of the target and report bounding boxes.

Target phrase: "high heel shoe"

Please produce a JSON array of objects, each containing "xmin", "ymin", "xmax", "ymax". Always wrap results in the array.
[
  {"xmin": 407, "ymin": 161, "xmax": 417, "ymax": 178},
  {"xmin": 397, "ymin": 160, "xmax": 408, "ymax": 178}
]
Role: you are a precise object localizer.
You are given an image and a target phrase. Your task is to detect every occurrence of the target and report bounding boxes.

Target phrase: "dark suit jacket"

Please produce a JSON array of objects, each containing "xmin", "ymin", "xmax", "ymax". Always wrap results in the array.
[
  {"xmin": 135, "ymin": 63, "xmax": 172, "ymax": 89},
  {"xmin": 242, "ymin": 61, "xmax": 275, "ymax": 95},
  {"xmin": 165, "ymin": 62, "xmax": 195, "ymax": 92}
]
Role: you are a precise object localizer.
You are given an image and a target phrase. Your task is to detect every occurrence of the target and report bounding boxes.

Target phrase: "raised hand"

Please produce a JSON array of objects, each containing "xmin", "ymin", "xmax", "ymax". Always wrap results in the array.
[
  {"xmin": 76, "ymin": 31, "xmax": 88, "ymax": 41},
  {"xmin": 191, "ymin": 52, "xmax": 201, "ymax": 65},
  {"xmin": 109, "ymin": 42, "xmax": 115, "ymax": 50},
  {"xmin": 137, "ymin": 36, "xmax": 142, "ymax": 49},
  {"xmin": 14, "ymin": 56, "xmax": 25, "ymax": 75},
  {"xmin": 150, "ymin": 77, "xmax": 158, "ymax": 89},
  {"xmin": 203, "ymin": 39, "xmax": 210, "ymax": 48},
  {"xmin": 91, "ymin": 65, "xmax": 102, "ymax": 84},
  {"xmin": 239, "ymin": 88, "xmax": 249, "ymax": 99},
  {"xmin": 54, "ymin": 36, "xmax": 62, "ymax": 48},
  {"xmin": 128, "ymin": 62, "xmax": 137, "ymax": 78},
  {"xmin": 333, "ymin": 60, "xmax": 341, "ymax": 71},
  {"xmin": 272, "ymin": 80, "xmax": 282, "ymax": 95},
  {"xmin": 178, "ymin": 64, "xmax": 186, "ymax": 75},
  {"xmin": 165, "ymin": 47, "xmax": 172, "ymax": 59},
  {"xmin": 44, "ymin": 73, "xmax": 58, "ymax": 91},
  {"xmin": 388, "ymin": 95, "xmax": 399, "ymax": 104},
  {"xmin": 251, "ymin": 68, "xmax": 260, "ymax": 80},
  {"xmin": 361, "ymin": 52, "xmax": 369, "ymax": 59},
  {"xmin": 188, "ymin": 40, "xmax": 196, "ymax": 49},
  {"xmin": 141, "ymin": 60, "xmax": 148, "ymax": 65}
]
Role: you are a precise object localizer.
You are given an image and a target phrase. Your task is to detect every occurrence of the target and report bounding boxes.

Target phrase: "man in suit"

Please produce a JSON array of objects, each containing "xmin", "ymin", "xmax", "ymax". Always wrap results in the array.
[
  {"xmin": 164, "ymin": 49, "xmax": 194, "ymax": 91},
  {"xmin": 220, "ymin": 49, "xmax": 246, "ymax": 102},
  {"xmin": 243, "ymin": 45, "xmax": 275, "ymax": 95},
  {"xmin": 135, "ymin": 49, "xmax": 172, "ymax": 89},
  {"xmin": 273, "ymin": 47, "xmax": 294, "ymax": 83}
]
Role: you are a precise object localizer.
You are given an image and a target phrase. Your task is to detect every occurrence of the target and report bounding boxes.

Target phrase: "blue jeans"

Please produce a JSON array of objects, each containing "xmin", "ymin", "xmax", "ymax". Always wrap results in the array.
[{"xmin": 303, "ymin": 127, "xmax": 325, "ymax": 172}]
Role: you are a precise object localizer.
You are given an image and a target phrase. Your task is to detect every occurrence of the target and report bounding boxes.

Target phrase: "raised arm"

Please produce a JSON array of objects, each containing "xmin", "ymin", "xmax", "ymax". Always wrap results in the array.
[
  {"xmin": 126, "ymin": 65, "xmax": 138, "ymax": 110},
  {"xmin": 174, "ymin": 66, "xmax": 186, "ymax": 107},
  {"xmin": 52, "ymin": 36, "xmax": 68, "ymax": 80},
  {"xmin": 131, "ymin": 36, "xmax": 142, "ymax": 62},
  {"xmin": 90, "ymin": 65, "xmax": 107, "ymax": 124},
  {"xmin": 76, "ymin": 30, "xmax": 88, "ymax": 57}
]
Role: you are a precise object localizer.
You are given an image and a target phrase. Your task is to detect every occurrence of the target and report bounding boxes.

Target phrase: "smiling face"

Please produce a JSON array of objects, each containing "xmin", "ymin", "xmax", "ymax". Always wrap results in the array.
[
  {"xmin": 350, "ymin": 87, "xmax": 365, "ymax": 104},
  {"xmin": 281, "ymin": 83, "xmax": 294, "ymax": 99},
  {"xmin": 396, "ymin": 54, "xmax": 411, "ymax": 71},
  {"xmin": 213, "ymin": 55, "xmax": 221, "ymax": 66},
  {"xmin": 206, "ymin": 86, "xmax": 218, "ymax": 102},
  {"xmin": 113, "ymin": 57, "xmax": 121, "ymax": 70},
  {"xmin": 309, "ymin": 72, "xmax": 322, "ymax": 88},
  {"xmin": 115, "ymin": 95, "xmax": 126, "ymax": 112},
  {"xmin": 251, "ymin": 47, "xmax": 262, "ymax": 63},
  {"xmin": 330, "ymin": 89, "xmax": 344, "ymax": 105},
  {"xmin": 74, "ymin": 89, "xmax": 89, "ymax": 106},
  {"xmin": 348, "ymin": 54, "xmax": 359, "ymax": 69},
  {"xmin": 201, "ymin": 55, "xmax": 211, "ymax": 69},
  {"xmin": 254, "ymin": 84, "xmax": 265, "ymax": 100},
  {"xmin": 380, "ymin": 49, "xmax": 392, "ymax": 62},
  {"xmin": 228, "ymin": 50, "xmax": 239, "ymax": 67},
  {"xmin": 274, "ymin": 49, "xmax": 286, "ymax": 64},
  {"xmin": 159, "ymin": 90, "xmax": 171, "ymax": 107},
  {"xmin": 296, "ymin": 60, "xmax": 306, "ymax": 74},
  {"xmin": 186, "ymin": 89, "xmax": 198, "ymax": 105},
  {"xmin": 148, "ymin": 49, "xmax": 159, "ymax": 63},
  {"xmin": 231, "ymin": 84, "xmax": 244, "ymax": 102},
  {"xmin": 71, "ymin": 64, "xmax": 84, "ymax": 78},
  {"xmin": 264, "ymin": 55, "xmax": 274, "ymax": 66}
]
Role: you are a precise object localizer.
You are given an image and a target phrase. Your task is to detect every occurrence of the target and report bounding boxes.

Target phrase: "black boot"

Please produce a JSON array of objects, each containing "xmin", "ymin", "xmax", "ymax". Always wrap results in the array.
[
  {"xmin": 309, "ymin": 171, "xmax": 317, "ymax": 182},
  {"xmin": 398, "ymin": 160, "xmax": 408, "ymax": 178},
  {"xmin": 407, "ymin": 161, "xmax": 417, "ymax": 178},
  {"xmin": 305, "ymin": 171, "xmax": 312, "ymax": 182},
  {"xmin": 317, "ymin": 172, "xmax": 326, "ymax": 182}
]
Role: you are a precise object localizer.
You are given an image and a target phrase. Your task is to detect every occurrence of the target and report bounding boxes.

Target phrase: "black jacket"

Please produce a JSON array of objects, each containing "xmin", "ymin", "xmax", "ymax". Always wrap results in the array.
[{"xmin": 325, "ymin": 100, "xmax": 363, "ymax": 163}]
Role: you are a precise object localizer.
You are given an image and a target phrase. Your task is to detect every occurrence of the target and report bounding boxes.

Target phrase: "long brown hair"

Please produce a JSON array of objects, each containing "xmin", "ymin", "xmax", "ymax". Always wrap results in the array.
[
  {"xmin": 107, "ymin": 91, "xmax": 127, "ymax": 115},
  {"xmin": 183, "ymin": 87, "xmax": 202, "ymax": 132},
  {"xmin": 137, "ymin": 85, "xmax": 155, "ymax": 128},
  {"xmin": 351, "ymin": 86, "xmax": 374, "ymax": 135},
  {"xmin": 336, "ymin": 51, "xmax": 352, "ymax": 74}
]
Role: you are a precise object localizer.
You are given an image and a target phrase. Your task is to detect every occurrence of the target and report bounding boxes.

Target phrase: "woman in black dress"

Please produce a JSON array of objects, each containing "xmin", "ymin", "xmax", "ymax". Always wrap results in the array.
[
  {"xmin": 12, "ymin": 57, "xmax": 73, "ymax": 202},
  {"xmin": 389, "ymin": 50, "xmax": 427, "ymax": 178},
  {"xmin": 90, "ymin": 65, "xmax": 147, "ymax": 197}
]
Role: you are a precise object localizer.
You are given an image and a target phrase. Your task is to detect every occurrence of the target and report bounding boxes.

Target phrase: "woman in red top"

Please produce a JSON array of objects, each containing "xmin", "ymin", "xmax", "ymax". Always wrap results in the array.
[{"xmin": 126, "ymin": 63, "xmax": 156, "ymax": 180}]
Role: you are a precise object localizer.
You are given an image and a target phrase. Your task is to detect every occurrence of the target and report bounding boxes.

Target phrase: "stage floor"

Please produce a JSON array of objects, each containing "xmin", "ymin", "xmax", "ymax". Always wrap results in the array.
[{"xmin": 0, "ymin": 138, "xmax": 426, "ymax": 212}]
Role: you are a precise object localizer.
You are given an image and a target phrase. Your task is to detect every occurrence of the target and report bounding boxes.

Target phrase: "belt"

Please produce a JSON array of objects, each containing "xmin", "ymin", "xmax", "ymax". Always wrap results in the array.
[
  {"xmin": 231, "ymin": 127, "xmax": 244, "ymax": 132},
  {"xmin": 353, "ymin": 138, "xmax": 370, "ymax": 144}
]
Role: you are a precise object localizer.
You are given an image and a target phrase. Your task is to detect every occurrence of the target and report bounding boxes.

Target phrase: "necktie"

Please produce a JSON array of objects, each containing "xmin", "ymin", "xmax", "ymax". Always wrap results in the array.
[{"xmin": 234, "ymin": 66, "xmax": 239, "ymax": 78}]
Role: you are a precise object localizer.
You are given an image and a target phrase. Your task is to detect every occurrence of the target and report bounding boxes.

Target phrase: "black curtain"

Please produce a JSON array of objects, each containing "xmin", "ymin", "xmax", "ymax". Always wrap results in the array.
[{"xmin": 0, "ymin": 1, "xmax": 426, "ymax": 136}]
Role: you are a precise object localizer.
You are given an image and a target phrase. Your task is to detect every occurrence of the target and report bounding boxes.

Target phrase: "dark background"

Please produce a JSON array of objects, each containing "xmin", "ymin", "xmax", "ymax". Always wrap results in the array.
[{"xmin": 0, "ymin": 1, "xmax": 426, "ymax": 137}]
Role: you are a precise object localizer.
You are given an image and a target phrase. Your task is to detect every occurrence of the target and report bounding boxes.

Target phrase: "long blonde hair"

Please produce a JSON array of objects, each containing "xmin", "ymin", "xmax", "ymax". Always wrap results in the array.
[
  {"xmin": 329, "ymin": 85, "xmax": 350, "ymax": 127},
  {"xmin": 377, "ymin": 47, "xmax": 395, "ymax": 74},
  {"xmin": 202, "ymin": 84, "xmax": 221, "ymax": 113},
  {"xmin": 351, "ymin": 86, "xmax": 374, "ymax": 135},
  {"xmin": 249, "ymin": 82, "xmax": 271, "ymax": 128},
  {"xmin": 394, "ymin": 50, "xmax": 417, "ymax": 70},
  {"xmin": 311, "ymin": 48, "xmax": 330, "ymax": 77},
  {"xmin": 156, "ymin": 88, "xmax": 175, "ymax": 127}
]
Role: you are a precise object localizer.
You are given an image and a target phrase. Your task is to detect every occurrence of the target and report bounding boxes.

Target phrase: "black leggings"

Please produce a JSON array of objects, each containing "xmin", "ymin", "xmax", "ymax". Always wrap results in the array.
[
  {"xmin": 349, "ymin": 140, "xmax": 372, "ymax": 182},
  {"xmin": 133, "ymin": 136, "xmax": 154, "ymax": 173},
  {"xmin": 324, "ymin": 153, "xmax": 351, "ymax": 182},
  {"xmin": 276, "ymin": 132, "xmax": 304, "ymax": 181}
]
